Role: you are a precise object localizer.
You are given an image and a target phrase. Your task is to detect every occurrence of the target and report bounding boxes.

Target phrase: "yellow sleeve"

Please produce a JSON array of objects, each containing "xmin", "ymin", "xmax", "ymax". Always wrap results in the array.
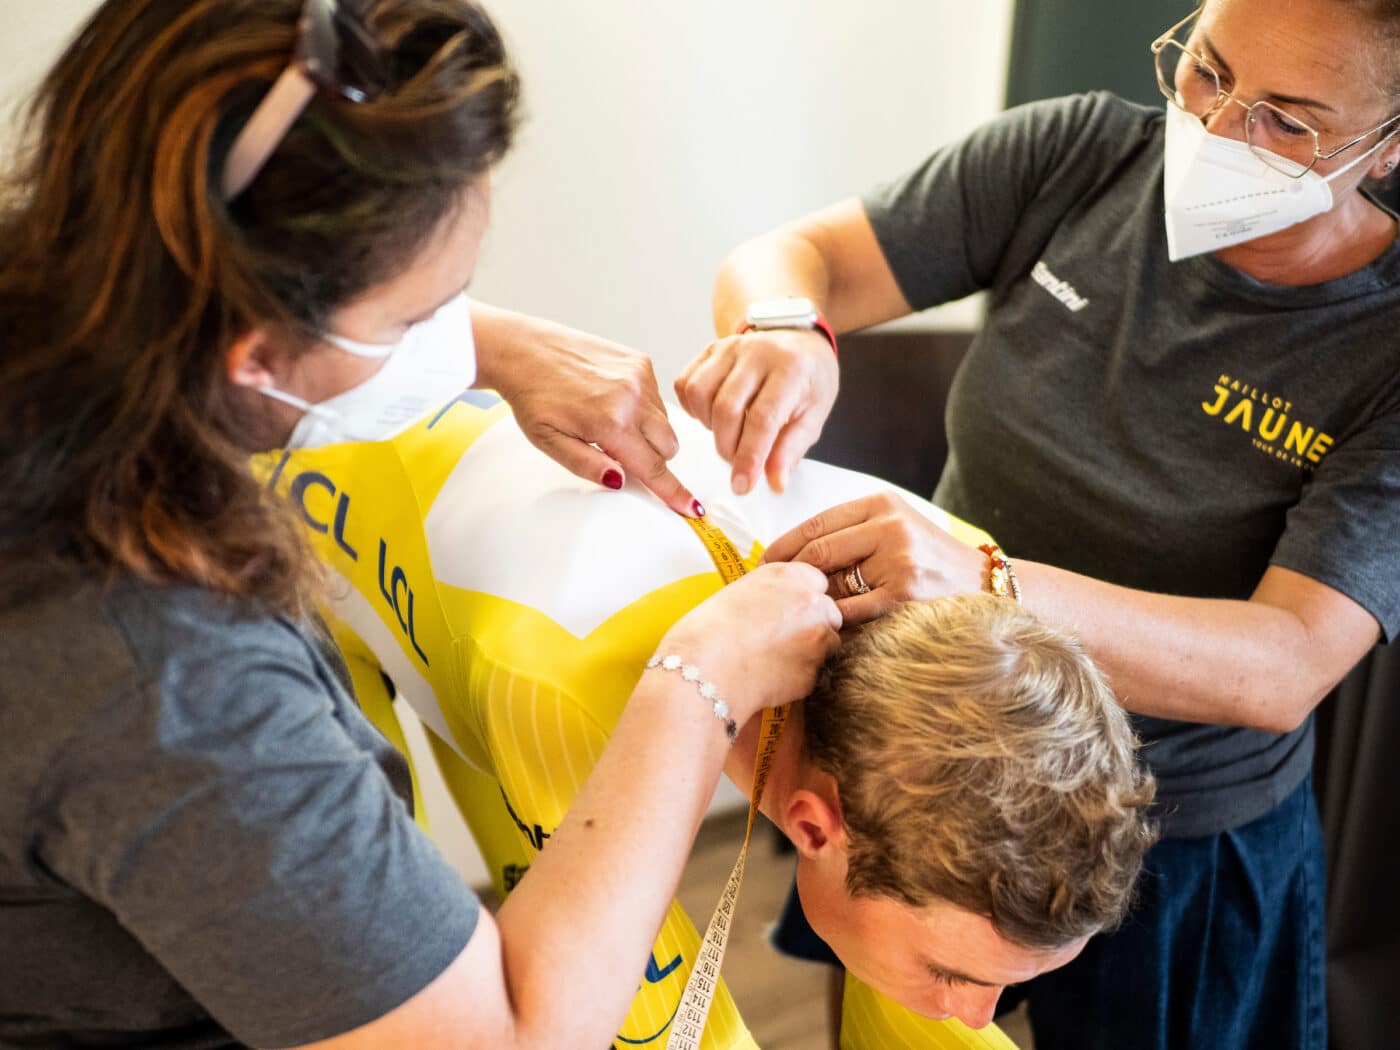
[
  {"xmin": 840, "ymin": 973, "xmax": 1020, "ymax": 1050},
  {"xmin": 429, "ymin": 661, "xmax": 758, "ymax": 1050},
  {"xmin": 324, "ymin": 616, "xmax": 429, "ymax": 832},
  {"xmin": 422, "ymin": 726, "xmax": 534, "ymax": 902}
]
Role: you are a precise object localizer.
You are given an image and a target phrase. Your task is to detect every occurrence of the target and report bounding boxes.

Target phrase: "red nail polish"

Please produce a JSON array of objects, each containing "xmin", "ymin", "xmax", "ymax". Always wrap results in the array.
[
  {"xmin": 691, "ymin": 499, "xmax": 706, "ymax": 518},
  {"xmin": 602, "ymin": 469, "xmax": 624, "ymax": 490}
]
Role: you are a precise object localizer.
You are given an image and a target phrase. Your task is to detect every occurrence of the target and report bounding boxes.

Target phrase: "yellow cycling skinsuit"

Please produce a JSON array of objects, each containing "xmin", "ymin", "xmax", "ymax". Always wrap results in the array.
[{"xmin": 262, "ymin": 391, "xmax": 1018, "ymax": 1050}]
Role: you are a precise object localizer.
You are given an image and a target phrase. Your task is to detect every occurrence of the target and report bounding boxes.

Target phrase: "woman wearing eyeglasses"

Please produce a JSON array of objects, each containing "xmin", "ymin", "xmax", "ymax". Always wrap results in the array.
[
  {"xmin": 674, "ymin": 1, "xmax": 1400, "ymax": 1048},
  {"xmin": 0, "ymin": 2, "xmax": 842, "ymax": 1048}
]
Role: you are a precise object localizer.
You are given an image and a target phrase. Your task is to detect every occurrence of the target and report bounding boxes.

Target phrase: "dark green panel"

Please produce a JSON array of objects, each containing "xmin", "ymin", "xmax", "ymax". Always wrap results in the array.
[{"xmin": 1006, "ymin": 1, "xmax": 1191, "ymax": 108}]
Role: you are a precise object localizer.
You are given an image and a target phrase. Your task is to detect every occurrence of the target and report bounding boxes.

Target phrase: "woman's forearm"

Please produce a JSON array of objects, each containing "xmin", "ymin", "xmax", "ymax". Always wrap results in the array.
[
  {"xmin": 309, "ymin": 674, "xmax": 738, "ymax": 1050},
  {"xmin": 712, "ymin": 231, "xmax": 834, "ymax": 337},
  {"xmin": 466, "ymin": 301, "xmax": 701, "ymax": 517},
  {"xmin": 468, "ymin": 301, "xmax": 553, "ymax": 397},
  {"xmin": 491, "ymin": 673, "xmax": 733, "ymax": 1049},
  {"xmin": 711, "ymin": 199, "xmax": 912, "ymax": 337},
  {"xmin": 760, "ymin": 495, "xmax": 1377, "ymax": 736},
  {"xmin": 1016, "ymin": 560, "xmax": 1377, "ymax": 733},
  {"xmin": 491, "ymin": 562, "xmax": 839, "ymax": 1047}
]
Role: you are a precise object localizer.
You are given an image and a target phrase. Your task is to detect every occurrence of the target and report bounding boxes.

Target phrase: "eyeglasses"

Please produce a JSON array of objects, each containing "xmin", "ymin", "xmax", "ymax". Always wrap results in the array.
[
  {"xmin": 1150, "ymin": 7, "xmax": 1400, "ymax": 177},
  {"xmin": 221, "ymin": 0, "xmax": 387, "ymax": 200}
]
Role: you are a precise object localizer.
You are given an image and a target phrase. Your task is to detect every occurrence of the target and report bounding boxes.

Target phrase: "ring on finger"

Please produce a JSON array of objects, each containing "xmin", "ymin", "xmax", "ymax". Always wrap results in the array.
[{"xmin": 844, "ymin": 564, "xmax": 872, "ymax": 596}]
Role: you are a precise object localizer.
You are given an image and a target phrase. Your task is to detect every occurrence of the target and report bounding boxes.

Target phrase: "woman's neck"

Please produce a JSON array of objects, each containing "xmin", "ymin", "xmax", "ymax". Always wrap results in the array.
[{"xmin": 1214, "ymin": 191, "xmax": 1398, "ymax": 286}]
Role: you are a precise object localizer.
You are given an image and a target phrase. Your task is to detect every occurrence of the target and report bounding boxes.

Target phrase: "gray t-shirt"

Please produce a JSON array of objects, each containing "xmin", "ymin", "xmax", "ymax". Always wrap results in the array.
[
  {"xmin": 0, "ymin": 574, "xmax": 479, "ymax": 1048},
  {"xmin": 864, "ymin": 91, "xmax": 1400, "ymax": 837}
]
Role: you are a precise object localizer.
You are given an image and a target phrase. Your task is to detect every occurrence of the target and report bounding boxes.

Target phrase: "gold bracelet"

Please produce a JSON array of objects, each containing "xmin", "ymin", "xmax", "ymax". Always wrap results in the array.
[{"xmin": 978, "ymin": 544, "xmax": 1022, "ymax": 603}]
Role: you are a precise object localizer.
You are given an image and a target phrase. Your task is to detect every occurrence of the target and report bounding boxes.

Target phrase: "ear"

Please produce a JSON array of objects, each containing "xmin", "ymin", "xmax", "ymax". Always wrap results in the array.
[
  {"xmin": 226, "ymin": 329, "xmax": 285, "ymax": 390},
  {"xmin": 1369, "ymin": 133, "xmax": 1400, "ymax": 179},
  {"xmin": 779, "ymin": 787, "xmax": 846, "ymax": 860}
]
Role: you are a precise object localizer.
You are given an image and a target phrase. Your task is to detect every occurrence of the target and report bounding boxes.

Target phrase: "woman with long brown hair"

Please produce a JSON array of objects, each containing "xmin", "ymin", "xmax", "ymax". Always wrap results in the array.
[{"xmin": 0, "ymin": 1, "xmax": 840, "ymax": 1047}]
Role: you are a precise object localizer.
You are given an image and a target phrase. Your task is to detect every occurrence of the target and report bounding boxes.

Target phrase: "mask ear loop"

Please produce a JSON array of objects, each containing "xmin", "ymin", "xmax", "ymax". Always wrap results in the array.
[
  {"xmin": 257, "ymin": 382, "xmax": 338, "ymax": 419},
  {"xmin": 326, "ymin": 293, "xmax": 472, "ymax": 358},
  {"xmin": 323, "ymin": 332, "xmax": 400, "ymax": 358},
  {"xmin": 1320, "ymin": 125, "xmax": 1400, "ymax": 184}
]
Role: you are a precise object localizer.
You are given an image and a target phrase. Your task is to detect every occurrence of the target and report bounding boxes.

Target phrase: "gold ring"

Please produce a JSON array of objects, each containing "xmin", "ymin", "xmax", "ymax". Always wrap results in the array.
[{"xmin": 845, "ymin": 565, "xmax": 872, "ymax": 596}]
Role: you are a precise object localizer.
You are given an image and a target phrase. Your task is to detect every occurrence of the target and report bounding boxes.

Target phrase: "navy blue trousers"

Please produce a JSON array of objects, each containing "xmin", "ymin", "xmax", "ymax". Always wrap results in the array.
[{"xmin": 771, "ymin": 775, "xmax": 1327, "ymax": 1049}]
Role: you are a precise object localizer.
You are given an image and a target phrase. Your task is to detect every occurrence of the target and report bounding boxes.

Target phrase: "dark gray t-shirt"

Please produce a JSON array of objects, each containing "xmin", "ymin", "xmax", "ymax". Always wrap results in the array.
[
  {"xmin": 0, "ymin": 575, "xmax": 479, "ymax": 1048},
  {"xmin": 864, "ymin": 91, "xmax": 1400, "ymax": 837}
]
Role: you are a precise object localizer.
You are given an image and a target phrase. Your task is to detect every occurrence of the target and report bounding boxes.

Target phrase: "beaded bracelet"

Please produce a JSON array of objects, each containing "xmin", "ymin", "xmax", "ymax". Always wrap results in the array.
[
  {"xmin": 978, "ymin": 544, "xmax": 1022, "ymax": 603},
  {"xmin": 645, "ymin": 653, "xmax": 739, "ymax": 742}
]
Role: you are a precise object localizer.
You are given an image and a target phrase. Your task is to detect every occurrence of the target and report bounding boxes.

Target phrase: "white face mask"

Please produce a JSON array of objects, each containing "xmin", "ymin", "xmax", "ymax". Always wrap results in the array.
[
  {"xmin": 1162, "ymin": 102, "xmax": 1392, "ymax": 261},
  {"xmin": 258, "ymin": 294, "xmax": 476, "ymax": 449}
]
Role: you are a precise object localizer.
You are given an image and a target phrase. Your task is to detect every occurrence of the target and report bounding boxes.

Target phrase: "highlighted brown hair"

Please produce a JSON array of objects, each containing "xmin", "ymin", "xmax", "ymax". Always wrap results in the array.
[
  {"xmin": 804, "ymin": 593, "xmax": 1157, "ymax": 950},
  {"xmin": 0, "ymin": 0, "xmax": 517, "ymax": 612}
]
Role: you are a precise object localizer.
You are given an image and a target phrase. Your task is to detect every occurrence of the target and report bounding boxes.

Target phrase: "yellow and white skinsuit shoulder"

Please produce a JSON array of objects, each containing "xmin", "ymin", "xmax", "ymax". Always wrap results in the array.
[{"xmin": 263, "ymin": 392, "xmax": 1017, "ymax": 1050}]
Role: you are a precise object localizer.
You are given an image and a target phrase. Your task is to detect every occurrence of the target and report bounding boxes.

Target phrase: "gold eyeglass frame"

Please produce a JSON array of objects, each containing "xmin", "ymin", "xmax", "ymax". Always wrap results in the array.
[{"xmin": 1150, "ymin": 7, "xmax": 1400, "ymax": 177}]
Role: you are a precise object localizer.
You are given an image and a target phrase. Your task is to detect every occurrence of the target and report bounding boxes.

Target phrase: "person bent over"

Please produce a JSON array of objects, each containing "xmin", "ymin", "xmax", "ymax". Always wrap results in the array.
[
  {"xmin": 738, "ymin": 592, "xmax": 1157, "ymax": 1033},
  {"xmin": 274, "ymin": 400, "xmax": 1154, "ymax": 1047}
]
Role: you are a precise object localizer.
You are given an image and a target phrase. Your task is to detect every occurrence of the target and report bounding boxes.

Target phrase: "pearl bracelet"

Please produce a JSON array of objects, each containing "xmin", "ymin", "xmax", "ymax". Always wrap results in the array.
[{"xmin": 645, "ymin": 653, "xmax": 739, "ymax": 742}]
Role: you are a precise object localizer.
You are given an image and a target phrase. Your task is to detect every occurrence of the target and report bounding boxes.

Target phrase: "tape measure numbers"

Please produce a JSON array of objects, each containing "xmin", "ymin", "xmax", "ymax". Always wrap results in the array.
[
  {"xmin": 684, "ymin": 515, "xmax": 753, "ymax": 585},
  {"xmin": 666, "ymin": 517, "xmax": 789, "ymax": 1050}
]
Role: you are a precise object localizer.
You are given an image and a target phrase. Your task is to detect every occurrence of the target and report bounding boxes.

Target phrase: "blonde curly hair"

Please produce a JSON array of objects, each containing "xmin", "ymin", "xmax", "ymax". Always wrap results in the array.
[{"xmin": 802, "ymin": 592, "xmax": 1157, "ymax": 950}]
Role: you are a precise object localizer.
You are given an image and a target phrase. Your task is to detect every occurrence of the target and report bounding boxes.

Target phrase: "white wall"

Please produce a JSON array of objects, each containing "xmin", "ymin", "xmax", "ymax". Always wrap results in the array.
[
  {"xmin": 0, "ymin": 2, "xmax": 90, "ymax": 141},
  {"xmin": 0, "ymin": 0, "xmax": 1012, "ymax": 379},
  {"xmin": 0, "ymin": 0, "xmax": 1013, "ymax": 887},
  {"xmin": 476, "ymin": 0, "xmax": 1012, "ymax": 383}
]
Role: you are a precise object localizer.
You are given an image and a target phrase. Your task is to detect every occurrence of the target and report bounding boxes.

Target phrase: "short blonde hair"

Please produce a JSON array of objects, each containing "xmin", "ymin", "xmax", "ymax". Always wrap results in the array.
[{"xmin": 802, "ymin": 593, "xmax": 1156, "ymax": 950}]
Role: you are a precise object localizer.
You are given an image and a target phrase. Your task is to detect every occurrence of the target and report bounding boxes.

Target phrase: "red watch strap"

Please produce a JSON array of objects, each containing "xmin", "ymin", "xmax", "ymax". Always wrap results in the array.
[
  {"xmin": 811, "ymin": 313, "xmax": 838, "ymax": 357},
  {"xmin": 736, "ymin": 314, "xmax": 838, "ymax": 357}
]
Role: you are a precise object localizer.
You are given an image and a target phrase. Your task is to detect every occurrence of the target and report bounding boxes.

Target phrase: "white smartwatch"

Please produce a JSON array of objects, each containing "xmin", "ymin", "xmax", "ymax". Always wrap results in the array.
[{"xmin": 738, "ymin": 297, "xmax": 838, "ymax": 354}]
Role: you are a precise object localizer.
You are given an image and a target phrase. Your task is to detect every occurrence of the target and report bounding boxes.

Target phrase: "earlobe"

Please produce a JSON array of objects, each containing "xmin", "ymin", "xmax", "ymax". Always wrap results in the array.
[{"xmin": 1371, "ymin": 139, "xmax": 1400, "ymax": 179}]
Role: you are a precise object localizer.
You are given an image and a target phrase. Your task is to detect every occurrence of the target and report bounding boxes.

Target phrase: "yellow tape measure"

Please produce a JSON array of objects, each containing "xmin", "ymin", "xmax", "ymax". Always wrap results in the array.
[
  {"xmin": 667, "ymin": 517, "xmax": 789, "ymax": 1050},
  {"xmin": 684, "ymin": 515, "xmax": 753, "ymax": 584}
]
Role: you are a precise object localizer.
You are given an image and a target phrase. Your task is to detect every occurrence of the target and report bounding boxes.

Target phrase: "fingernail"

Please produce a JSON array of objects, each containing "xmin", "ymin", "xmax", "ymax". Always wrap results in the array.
[
  {"xmin": 602, "ymin": 469, "xmax": 624, "ymax": 490},
  {"xmin": 690, "ymin": 498, "xmax": 706, "ymax": 518},
  {"xmin": 733, "ymin": 473, "xmax": 750, "ymax": 495},
  {"xmin": 773, "ymin": 469, "xmax": 789, "ymax": 494}
]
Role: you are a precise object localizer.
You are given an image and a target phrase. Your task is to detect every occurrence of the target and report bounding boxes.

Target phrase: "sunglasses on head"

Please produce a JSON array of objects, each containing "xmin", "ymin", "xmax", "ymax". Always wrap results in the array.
[{"xmin": 221, "ymin": 0, "xmax": 387, "ymax": 200}]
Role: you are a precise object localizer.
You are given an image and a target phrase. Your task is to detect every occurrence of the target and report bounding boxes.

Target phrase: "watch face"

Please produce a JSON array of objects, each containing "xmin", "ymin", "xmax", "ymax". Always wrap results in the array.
[{"xmin": 747, "ymin": 297, "xmax": 818, "ymax": 329}]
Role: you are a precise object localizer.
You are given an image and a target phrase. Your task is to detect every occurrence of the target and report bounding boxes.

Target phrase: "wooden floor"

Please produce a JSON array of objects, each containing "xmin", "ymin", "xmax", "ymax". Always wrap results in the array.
[{"xmin": 671, "ymin": 811, "xmax": 1035, "ymax": 1050}]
